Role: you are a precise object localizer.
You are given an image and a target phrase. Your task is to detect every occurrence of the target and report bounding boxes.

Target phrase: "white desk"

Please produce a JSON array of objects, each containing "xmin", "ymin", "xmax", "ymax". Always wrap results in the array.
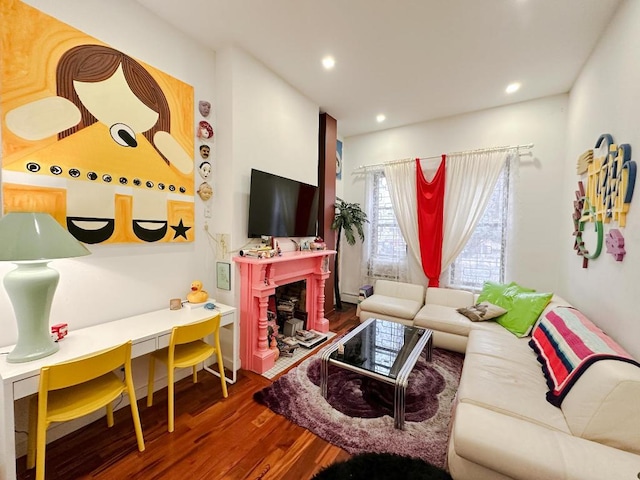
[{"xmin": 0, "ymin": 302, "xmax": 237, "ymax": 480}]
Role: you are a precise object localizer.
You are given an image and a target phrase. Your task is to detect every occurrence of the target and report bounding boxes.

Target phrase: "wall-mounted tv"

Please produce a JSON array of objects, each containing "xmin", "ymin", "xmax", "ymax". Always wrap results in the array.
[{"xmin": 247, "ymin": 169, "xmax": 319, "ymax": 238}]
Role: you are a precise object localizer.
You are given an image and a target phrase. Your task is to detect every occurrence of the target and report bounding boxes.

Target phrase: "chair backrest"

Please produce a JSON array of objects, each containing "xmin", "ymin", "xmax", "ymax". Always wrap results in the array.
[
  {"xmin": 40, "ymin": 341, "xmax": 131, "ymax": 392},
  {"xmin": 170, "ymin": 314, "xmax": 221, "ymax": 347}
]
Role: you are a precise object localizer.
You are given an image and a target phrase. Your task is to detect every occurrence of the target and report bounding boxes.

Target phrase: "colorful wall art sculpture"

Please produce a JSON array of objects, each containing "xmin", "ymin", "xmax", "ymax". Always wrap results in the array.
[{"xmin": 573, "ymin": 134, "xmax": 636, "ymax": 267}]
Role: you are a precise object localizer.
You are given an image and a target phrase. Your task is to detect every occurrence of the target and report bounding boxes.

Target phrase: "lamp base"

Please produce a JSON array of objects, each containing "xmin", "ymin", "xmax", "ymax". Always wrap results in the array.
[{"xmin": 5, "ymin": 261, "xmax": 61, "ymax": 364}]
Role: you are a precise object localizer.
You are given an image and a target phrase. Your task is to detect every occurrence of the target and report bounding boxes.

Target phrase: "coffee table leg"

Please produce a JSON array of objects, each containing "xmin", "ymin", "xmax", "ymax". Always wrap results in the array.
[{"xmin": 394, "ymin": 380, "xmax": 406, "ymax": 430}]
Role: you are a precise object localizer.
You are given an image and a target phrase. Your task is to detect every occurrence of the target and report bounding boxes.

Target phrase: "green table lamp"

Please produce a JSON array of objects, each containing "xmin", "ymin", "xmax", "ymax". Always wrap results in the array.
[{"xmin": 0, "ymin": 212, "xmax": 91, "ymax": 363}]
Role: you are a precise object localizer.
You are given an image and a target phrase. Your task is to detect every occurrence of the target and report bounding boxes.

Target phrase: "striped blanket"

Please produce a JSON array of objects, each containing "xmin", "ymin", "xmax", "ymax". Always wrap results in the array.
[{"xmin": 529, "ymin": 307, "xmax": 640, "ymax": 407}]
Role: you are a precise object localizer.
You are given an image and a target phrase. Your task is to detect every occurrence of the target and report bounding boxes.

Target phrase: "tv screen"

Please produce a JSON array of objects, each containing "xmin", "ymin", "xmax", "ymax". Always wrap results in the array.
[{"xmin": 248, "ymin": 169, "xmax": 319, "ymax": 238}]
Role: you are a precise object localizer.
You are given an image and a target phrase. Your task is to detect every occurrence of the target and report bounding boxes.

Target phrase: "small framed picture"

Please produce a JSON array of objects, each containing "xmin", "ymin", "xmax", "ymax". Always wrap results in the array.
[{"xmin": 216, "ymin": 262, "xmax": 231, "ymax": 290}]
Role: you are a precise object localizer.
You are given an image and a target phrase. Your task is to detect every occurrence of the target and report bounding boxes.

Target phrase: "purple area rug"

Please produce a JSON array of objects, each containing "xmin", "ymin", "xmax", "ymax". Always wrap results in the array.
[{"xmin": 254, "ymin": 348, "xmax": 464, "ymax": 468}]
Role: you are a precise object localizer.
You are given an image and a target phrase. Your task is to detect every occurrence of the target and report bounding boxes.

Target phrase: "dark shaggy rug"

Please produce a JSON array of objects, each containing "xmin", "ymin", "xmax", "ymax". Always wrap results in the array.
[
  {"xmin": 254, "ymin": 348, "xmax": 464, "ymax": 468},
  {"xmin": 311, "ymin": 452, "xmax": 453, "ymax": 480}
]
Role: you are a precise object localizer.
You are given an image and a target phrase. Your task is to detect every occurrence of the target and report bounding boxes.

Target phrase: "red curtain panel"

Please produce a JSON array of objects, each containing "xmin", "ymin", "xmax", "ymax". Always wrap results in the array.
[{"xmin": 416, "ymin": 156, "xmax": 446, "ymax": 287}]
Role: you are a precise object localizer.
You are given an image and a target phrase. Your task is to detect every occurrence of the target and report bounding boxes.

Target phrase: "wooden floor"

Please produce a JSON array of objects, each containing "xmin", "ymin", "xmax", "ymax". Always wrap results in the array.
[{"xmin": 16, "ymin": 304, "xmax": 360, "ymax": 480}]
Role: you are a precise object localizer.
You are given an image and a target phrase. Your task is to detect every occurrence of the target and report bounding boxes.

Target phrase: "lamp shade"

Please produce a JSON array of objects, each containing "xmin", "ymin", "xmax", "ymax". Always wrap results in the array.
[{"xmin": 0, "ymin": 212, "xmax": 90, "ymax": 261}]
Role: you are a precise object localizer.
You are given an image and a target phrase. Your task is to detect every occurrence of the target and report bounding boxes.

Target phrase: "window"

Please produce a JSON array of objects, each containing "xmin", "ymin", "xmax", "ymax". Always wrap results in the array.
[
  {"xmin": 364, "ymin": 171, "xmax": 407, "ymax": 281},
  {"xmin": 447, "ymin": 163, "xmax": 510, "ymax": 290}
]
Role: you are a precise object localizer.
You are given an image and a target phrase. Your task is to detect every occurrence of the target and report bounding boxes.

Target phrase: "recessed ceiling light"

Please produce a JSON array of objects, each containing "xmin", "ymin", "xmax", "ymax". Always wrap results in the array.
[
  {"xmin": 376, "ymin": 114, "xmax": 386, "ymax": 123},
  {"xmin": 505, "ymin": 82, "xmax": 521, "ymax": 94},
  {"xmin": 322, "ymin": 56, "xmax": 335, "ymax": 70}
]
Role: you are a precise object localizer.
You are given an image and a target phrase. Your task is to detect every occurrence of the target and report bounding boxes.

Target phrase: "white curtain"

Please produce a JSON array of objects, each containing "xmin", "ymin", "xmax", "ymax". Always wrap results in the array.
[
  {"xmin": 360, "ymin": 169, "xmax": 410, "ymax": 284},
  {"xmin": 384, "ymin": 159, "xmax": 439, "ymax": 284},
  {"xmin": 440, "ymin": 150, "xmax": 510, "ymax": 275}
]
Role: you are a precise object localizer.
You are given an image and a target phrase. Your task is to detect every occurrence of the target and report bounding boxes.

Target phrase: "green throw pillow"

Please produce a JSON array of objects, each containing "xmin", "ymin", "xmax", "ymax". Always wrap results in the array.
[
  {"xmin": 496, "ymin": 291, "xmax": 553, "ymax": 337},
  {"xmin": 477, "ymin": 281, "xmax": 534, "ymax": 310}
]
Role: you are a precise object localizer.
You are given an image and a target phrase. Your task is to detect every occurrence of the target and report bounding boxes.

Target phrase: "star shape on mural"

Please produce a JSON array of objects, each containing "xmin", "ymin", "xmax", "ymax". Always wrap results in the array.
[{"xmin": 171, "ymin": 219, "xmax": 191, "ymax": 239}]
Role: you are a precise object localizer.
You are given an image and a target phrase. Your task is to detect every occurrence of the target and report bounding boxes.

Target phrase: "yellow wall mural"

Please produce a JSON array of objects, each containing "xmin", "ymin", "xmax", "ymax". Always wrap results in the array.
[{"xmin": 1, "ymin": 0, "xmax": 195, "ymax": 244}]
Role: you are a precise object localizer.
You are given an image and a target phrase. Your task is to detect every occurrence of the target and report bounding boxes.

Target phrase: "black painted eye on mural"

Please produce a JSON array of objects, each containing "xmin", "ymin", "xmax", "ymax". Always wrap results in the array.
[
  {"xmin": 169, "ymin": 185, "xmax": 175, "ymax": 192},
  {"xmin": 109, "ymin": 123, "xmax": 138, "ymax": 148},
  {"xmin": 146, "ymin": 180, "xmax": 154, "ymax": 188},
  {"xmin": 26, "ymin": 162, "xmax": 40, "ymax": 173},
  {"xmin": 119, "ymin": 177, "xmax": 127, "ymax": 185},
  {"xmin": 87, "ymin": 171, "xmax": 98, "ymax": 181},
  {"xmin": 158, "ymin": 183, "xmax": 165, "ymax": 190},
  {"xmin": 133, "ymin": 178, "xmax": 141, "ymax": 186},
  {"xmin": 102, "ymin": 174, "xmax": 112, "ymax": 183},
  {"xmin": 179, "ymin": 186, "xmax": 186, "ymax": 193},
  {"xmin": 69, "ymin": 168, "xmax": 80, "ymax": 178},
  {"xmin": 50, "ymin": 165, "xmax": 62, "ymax": 175}
]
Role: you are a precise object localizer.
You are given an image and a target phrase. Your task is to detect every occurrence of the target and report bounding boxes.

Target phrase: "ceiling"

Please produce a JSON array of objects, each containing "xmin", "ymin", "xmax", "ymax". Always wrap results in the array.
[{"xmin": 135, "ymin": 0, "xmax": 621, "ymax": 138}]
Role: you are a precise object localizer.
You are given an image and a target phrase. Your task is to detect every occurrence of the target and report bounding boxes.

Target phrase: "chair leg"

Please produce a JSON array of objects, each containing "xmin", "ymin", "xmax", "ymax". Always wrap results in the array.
[
  {"xmin": 26, "ymin": 396, "xmax": 37, "ymax": 469},
  {"xmin": 168, "ymin": 367, "xmax": 175, "ymax": 433},
  {"xmin": 147, "ymin": 355, "xmax": 156, "ymax": 407},
  {"xmin": 35, "ymin": 409, "xmax": 48, "ymax": 480},
  {"xmin": 216, "ymin": 348, "xmax": 228, "ymax": 398},
  {"xmin": 192, "ymin": 365, "xmax": 198, "ymax": 383},
  {"xmin": 125, "ymin": 369, "xmax": 146, "ymax": 452},
  {"xmin": 107, "ymin": 402, "xmax": 114, "ymax": 427}
]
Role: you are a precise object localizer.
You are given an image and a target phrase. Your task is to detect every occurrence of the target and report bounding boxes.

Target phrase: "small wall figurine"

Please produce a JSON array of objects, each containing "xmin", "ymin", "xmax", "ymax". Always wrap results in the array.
[
  {"xmin": 187, "ymin": 280, "xmax": 209, "ymax": 303},
  {"xmin": 197, "ymin": 120, "xmax": 214, "ymax": 140},
  {"xmin": 605, "ymin": 229, "xmax": 626, "ymax": 261},
  {"xmin": 199, "ymin": 144, "xmax": 210, "ymax": 159},
  {"xmin": 199, "ymin": 100, "xmax": 211, "ymax": 117},
  {"xmin": 198, "ymin": 160, "xmax": 211, "ymax": 179},
  {"xmin": 197, "ymin": 182, "xmax": 213, "ymax": 201}
]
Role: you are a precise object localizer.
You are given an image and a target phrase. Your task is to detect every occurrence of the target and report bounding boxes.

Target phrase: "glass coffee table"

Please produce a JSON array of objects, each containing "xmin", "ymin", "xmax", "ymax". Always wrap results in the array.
[{"xmin": 319, "ymin": 318, "xmax": 433, "ymax": 430}]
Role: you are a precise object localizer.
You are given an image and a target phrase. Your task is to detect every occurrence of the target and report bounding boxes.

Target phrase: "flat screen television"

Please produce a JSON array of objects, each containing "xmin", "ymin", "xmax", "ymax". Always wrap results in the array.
[{"xmin": 247, "ymin": 169, "xmax": 319, "ymax": 238}]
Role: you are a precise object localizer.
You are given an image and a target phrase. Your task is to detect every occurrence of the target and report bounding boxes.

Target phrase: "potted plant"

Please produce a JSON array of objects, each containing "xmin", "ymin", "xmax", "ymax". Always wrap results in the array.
[{"xmin": 331, "ymin": 197, "xmax": 368, "ymax": 310}]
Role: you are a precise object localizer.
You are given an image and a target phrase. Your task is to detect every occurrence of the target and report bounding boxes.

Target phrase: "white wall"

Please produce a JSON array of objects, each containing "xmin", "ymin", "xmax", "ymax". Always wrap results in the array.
[
  {"xmin": 340, "ymin": 95, "xmax": 568, "ymax": 301},
  {"xmin": 216, "ymin": 46, "xmax": 319, "ymax": 296},
  {"xmin": 562, "ymin": 0, "xmax": 640, "ymax": 359}
]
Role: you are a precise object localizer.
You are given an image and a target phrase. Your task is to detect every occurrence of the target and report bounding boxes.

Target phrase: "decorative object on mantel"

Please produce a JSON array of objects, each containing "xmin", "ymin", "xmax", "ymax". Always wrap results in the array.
[
  {"xmin": 186, "ymin": 280, "xmax": 209, "ymax": 303},
  {"xmin": 573, "ymin": 133, "xmax": 636, "ymax": 268},
  {"xmin": 0, "ymin": 212, "xmax": 91, "ymax": 363},
  {"xmin": 331, "ymin": 198, "xmax": 368, "ymax": 310}
]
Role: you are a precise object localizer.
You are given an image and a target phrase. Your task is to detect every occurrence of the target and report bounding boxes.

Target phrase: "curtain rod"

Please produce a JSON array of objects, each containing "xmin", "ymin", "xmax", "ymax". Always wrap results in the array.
[{"xmin": 353, "ymin": 143, "xmax": 534, "ymax": 173}]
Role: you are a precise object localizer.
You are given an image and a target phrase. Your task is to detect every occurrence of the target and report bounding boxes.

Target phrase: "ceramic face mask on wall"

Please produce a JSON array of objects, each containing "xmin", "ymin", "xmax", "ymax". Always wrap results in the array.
[{"xmin": 199, "ymin": 100, "xmax": 211, "ymax": 117}]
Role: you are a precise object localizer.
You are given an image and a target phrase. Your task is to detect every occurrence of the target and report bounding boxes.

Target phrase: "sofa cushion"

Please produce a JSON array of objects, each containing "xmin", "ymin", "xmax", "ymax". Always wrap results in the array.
[
  {"xmin": 372, "ymin": 279, "xmax": 425, "ymax": 303},
  {"xmin": 496, "ymin": 291, "xmax": 553, "ymax": 337},
  {"xmin": 414, "ymin": 304, "xmax": 474, "ymax": 336},
  {"xmin": 476, "ymin": 281, "xmax": 533, "ymax": 307},
  {"xmin": 425, "ymin": 287, "xmax": 474, "ymax": 308},
  {"xmin": 457, "ymin": 330, "xmax": 570, "ymax": 433},
  {"xmin": 357, "ymin": 294, "xmax": 422, "ymax": 321},
  {"xmin": 457, "ymin": 301, "xmax": 507, "ymax": 322}
]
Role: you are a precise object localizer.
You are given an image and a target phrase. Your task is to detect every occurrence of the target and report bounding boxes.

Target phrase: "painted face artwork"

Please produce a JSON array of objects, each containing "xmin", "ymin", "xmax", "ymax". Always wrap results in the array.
[
  {"xmin": 199, "ymin": 144, "xmax": 210, "ymax": 159},
  {"xmin": 197, "ymin": 120, "xmax": 214, "ymax": 140},
  {"xmin": 199, "ymin": 100, "xmax": 211, "ymax": 117},
  {"xmin": 199, "ymin": 161, "xmax": 211, "ymax": 179},
  {"xmin": 197, "ymin": 181, "xmax": 213, "ymax": 201}
]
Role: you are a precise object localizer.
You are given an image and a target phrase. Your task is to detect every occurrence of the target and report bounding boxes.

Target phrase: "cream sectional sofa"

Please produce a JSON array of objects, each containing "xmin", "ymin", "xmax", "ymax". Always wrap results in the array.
[{"xmin": 357, "ymin": 280, "xmax": 640, "ymax": 480}]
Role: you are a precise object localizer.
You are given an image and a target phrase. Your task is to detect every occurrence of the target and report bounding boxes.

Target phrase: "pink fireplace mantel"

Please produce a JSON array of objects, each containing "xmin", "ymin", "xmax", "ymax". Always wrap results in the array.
[{"xmin": 233, "ymin": 250, "xmax": 336, "ymax": 374}]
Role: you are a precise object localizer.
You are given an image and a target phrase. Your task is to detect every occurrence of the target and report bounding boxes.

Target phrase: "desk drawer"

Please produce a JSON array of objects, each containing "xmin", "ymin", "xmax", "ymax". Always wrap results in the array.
[
  {"xmin": 157, "ymin": 333, "xmax": 171, "ymax": 349},
  {"xmin": 132, "ymin": 338, "xmax": 156, "ymax": 357},
  {"xmin": 14, "ymin": 374, "xmax": 39, "ymax": 400}
]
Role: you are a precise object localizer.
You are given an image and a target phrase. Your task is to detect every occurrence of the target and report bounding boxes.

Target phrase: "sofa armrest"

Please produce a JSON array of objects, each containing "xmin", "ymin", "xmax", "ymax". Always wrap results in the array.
[
  {"xmin": 451, "ymin": 402, "xmax": 640, "ymax": 480},
  {"xmin": 425, "ymin": 287, "xmax": 474, "ymax": 308}
]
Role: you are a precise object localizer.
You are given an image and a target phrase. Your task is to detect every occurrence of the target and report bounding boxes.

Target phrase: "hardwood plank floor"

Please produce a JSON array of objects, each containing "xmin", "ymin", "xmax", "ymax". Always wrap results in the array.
[{"xmin": 16, "ymin": 304, "xmax": 359, "ymax": 480}]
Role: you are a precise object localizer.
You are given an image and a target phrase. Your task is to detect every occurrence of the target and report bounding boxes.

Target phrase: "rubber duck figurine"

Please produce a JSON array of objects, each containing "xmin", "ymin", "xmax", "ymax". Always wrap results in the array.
[{"xmin": 187, "ymin": 280, "xmax": 209, "ymax": 303}]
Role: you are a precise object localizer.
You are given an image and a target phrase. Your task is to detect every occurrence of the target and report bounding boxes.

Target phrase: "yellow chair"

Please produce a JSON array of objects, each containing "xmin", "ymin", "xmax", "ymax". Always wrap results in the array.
[
  {"xmin": 27, "ymin": 341, "xmax": 145, "ymax": 480},
  {"xmin": 147, "ymin": 314, "xmax": 228, "ymax": 432}
]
